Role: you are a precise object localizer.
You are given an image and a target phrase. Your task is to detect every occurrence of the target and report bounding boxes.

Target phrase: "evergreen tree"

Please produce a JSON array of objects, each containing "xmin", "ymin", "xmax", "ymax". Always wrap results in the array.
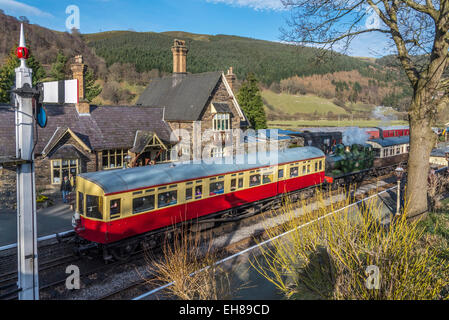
[
  {"xmin": 50, "ymin": 50, "xmax": 68, "ymax": 81},
  {"xmin": 237, "ymin": 73, "xmax": 267, "ymax": 130},
  {"xmin": 0, "ymin": 47, "xmax": 45, "ymax": 103},
  {"xmin": 84, "ymin": 68, "xmax": 102, "ymax": 102}
]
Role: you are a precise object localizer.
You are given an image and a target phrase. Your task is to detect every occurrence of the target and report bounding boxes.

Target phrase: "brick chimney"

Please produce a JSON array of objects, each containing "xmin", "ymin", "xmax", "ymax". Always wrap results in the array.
[
  {"xmin": 225, "ymin": 67, "xmax": 236, "ymax": 92},
  {"xmin": 71, "ymin": 55, "xmax": 90, "ymax": 114},
  {"xmin": 171, "ymin": 39, "xmax": 188, "ymax": 74}
]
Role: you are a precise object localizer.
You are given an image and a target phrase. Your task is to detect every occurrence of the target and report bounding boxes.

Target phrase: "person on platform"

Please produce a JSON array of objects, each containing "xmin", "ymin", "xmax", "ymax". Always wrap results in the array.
[{"xmin": 60, "ymin": 175, "xmax": 72, "ymax": 204}]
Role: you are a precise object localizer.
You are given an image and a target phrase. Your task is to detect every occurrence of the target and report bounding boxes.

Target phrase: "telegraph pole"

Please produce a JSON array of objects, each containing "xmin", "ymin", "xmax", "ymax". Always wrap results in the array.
[{"xmin": 14, "ymin": 23, "xmax": 39, "ymax": 300}]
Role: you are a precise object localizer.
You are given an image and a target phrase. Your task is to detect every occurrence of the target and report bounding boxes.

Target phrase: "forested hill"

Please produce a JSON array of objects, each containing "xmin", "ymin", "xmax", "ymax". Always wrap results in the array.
[{"xmin": 84, "ymin": 30, "xmax": 400, "ymax": 86}]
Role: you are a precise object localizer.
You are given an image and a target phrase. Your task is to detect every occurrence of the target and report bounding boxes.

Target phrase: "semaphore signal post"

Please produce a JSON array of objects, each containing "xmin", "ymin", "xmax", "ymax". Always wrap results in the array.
[{"xmin": 14, "ymin": 23, "xmax": 39, "ymax": 300}]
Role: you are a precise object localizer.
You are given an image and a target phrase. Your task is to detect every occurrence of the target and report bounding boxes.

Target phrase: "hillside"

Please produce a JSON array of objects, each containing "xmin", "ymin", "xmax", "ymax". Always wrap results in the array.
[{"xmin": 83, "ymin": 30, "xmax": 396, "ymax": 86}]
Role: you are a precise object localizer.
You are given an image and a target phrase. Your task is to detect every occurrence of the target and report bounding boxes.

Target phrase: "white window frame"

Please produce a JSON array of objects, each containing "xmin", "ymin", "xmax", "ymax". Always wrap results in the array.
[
  {"xmin": 51, "ymin": 159, "xmax": 79, "ymax": 185},
  {"xmin": 213, "ymin": 113, "xmax": 231, "ymax": 131}
]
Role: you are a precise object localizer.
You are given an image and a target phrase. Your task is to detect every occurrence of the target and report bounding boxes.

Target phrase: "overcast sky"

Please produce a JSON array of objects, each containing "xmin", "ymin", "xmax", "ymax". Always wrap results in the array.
[{"xmin": 0, "ymin": 0, "xmax": 391, "ymax": 58}]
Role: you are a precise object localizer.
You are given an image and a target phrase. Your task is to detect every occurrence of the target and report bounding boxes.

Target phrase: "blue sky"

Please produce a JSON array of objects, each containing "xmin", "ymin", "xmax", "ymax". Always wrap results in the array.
[{"xmin": 0, "ymin": 0, "xmax": 390, "ymax": 57}]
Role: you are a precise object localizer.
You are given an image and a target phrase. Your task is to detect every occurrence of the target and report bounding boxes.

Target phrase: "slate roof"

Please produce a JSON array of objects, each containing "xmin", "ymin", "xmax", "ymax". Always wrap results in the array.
[
  {"xmin": 136, "ymin": 72, "xmax": 223, "ymax": 121},
  {"xmin": 212, "ymin": 102, "xmax": 231, "ymax": 113},
  {"xmin": 81, "ymin": 146, "xmax": 325, "ymax": 194},
  {"xmin": 0, "ymin": 104, "xmax": 175, "ymax": 158},
  {"xmin": 431, "ymin": 146, "xmax": 449, "ymax": 157}
]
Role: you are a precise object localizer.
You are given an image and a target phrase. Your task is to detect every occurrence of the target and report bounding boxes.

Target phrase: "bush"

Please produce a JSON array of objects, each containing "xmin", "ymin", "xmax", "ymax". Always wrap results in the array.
[{"xmin": 252, "ymin": 189, "xmax": 449, "ymax": 300}]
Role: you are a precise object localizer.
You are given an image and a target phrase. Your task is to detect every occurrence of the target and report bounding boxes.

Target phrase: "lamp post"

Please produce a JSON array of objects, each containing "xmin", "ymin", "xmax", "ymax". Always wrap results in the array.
[{"xmin": 394, "ymin": 166, "xmax": 405, "ymax": 216}]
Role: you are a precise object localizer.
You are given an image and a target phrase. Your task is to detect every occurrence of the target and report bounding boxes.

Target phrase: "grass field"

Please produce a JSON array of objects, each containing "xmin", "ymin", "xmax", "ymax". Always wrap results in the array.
[
  {"xmin": 262, "ymin": 90, "xmax": 348, "ymax": 115},
  {"xmin": 262, "ymin": 90, "xmax": 375, "ymax": 116},
  {"xmin": 268, "ymin": 119, "xmax": 409, "ymax": 129}
]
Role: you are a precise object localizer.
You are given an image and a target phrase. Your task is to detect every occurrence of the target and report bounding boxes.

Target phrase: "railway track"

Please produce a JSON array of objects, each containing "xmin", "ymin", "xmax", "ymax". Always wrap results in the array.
[{"xmin": 0, "ymin": 172, "xmax": 400, "ymax": 300}]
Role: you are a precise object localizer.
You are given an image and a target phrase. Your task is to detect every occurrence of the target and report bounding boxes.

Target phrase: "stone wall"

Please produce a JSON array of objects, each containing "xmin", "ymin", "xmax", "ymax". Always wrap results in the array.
[{"xmin": 0, "ymin": 168, "xmax": 16, "ymax": 211}]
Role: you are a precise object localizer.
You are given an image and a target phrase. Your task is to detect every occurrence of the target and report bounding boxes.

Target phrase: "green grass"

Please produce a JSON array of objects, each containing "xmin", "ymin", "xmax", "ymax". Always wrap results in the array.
[
  {"xmin": 262, "ymin": 90, "xmax": 348, "ymax": 115},
  {"xmin": 268, "ymin": 119, "xmax": 408, "ymax": 128},
  {"xmin": 418, "ymin": 211, "xmax": 449, "ymax": 262}
]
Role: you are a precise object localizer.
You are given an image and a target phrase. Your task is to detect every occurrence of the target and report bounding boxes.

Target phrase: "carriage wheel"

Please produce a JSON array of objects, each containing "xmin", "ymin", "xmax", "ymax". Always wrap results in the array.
[{"xmin": 111, "ymin": 242, "xmax": 138, "ymax": 261}]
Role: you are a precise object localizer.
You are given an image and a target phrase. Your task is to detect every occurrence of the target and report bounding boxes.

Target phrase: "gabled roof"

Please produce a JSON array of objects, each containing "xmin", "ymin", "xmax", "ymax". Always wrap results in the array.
[
  {"xmin": 136, "ymin": 72, "xmax": 223, "ymax": 121},
  {"xmin": 0, "ymin": 104, "xmax": 175, "ymax": 158},
  {"xmin": 42, "ymin": 127, "xmax": 92, "ymax": 156}
]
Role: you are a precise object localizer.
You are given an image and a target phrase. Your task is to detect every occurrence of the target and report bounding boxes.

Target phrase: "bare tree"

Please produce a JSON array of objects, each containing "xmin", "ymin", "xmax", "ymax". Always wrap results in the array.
[{"xmin": 281, "ymin": 0, "xmax": 449, "ymax": 217}]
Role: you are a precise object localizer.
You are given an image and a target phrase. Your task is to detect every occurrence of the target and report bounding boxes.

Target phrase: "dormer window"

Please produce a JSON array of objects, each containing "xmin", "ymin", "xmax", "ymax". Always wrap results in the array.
[{"xmin": 213, "ymin": 113, "xmax": 231, "ymax": 131}]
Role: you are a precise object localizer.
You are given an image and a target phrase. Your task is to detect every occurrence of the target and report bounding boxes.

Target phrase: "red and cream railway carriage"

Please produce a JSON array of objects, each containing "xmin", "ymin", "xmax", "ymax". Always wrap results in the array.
[{"xmin": 73, "ymin": 147, "xmax": 326, "ymax": 259}]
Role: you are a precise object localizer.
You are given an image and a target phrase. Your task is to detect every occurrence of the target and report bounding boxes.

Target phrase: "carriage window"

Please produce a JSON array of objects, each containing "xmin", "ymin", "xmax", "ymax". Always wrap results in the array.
[
  {"xmin": 231, "ymin": 179, "xmax": 236, "ymax": 191},
  {"xmin": 110, "ymin": 199, "xmax": 121, "ymax": 219},
  {"xmin": 390, "ymin": 148, "xmax": 394, "ymax": 156},
  {"xmin": 278, "ymin": 169, "xmax": 284, "ymax": 179},
  {"xmin": 307, "ymin": 165, "xmax": 311, "ymax": 173},
  {"xmin": 263, "ymin": 173, "xmax": 273, "ymax": 184},
  {"xmin": 373, "ymin": 149, "xmax": 380, "ymax": 158},
  {"xmin": 238, "ymin": 178, "xmax": 244, "ymax": 189},
  {"xmin": 302, "ymin": 166, "xmax": 306, "ymax": 175},
  {"xmin": 186, "ymin": 188, "xmax": 193, "ymax": 200},
  {"xmin": 210, "ymin": 181, "xmax": 225, "ymax": 195},
  {"xmin": 133, "ymin": 195, "xmax": 155, "ymax": 214},
  {"xmin": 86, "ymin": 195, "xmax": 102, "ymax": 220},
  {"xmin": 78, "ymin": 192, "xmax": 84, "ymax": 214},
  {"xmin": 319, "ymin": 161, "xmax": 323, "ymax": 171},
  {"xmin": 290, "ymin": 167, "xmax": 299, "ymax": 178},
  {"xmin": 158, "ymin": 191, "xmax": 177, "ymax": 208},
  {"xmin": 250, "ymin": 174, "xmax": 261, "ymax": 187},
  {"xmin": 315, "ymin": 162, "xmax": 318, "ymax": 172},
  {"xmin": 396, "ymin": 147, "xmax": 400, "ymax": 155},
  {"xmin": 195, "ymin": 186, "xmax": 203, "ymax": 199}
]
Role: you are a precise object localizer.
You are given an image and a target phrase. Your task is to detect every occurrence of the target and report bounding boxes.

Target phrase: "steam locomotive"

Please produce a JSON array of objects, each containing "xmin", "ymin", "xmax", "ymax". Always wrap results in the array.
[{"xmin": 291, "ymin": 127, "xmax": 409, "ymax": 186}]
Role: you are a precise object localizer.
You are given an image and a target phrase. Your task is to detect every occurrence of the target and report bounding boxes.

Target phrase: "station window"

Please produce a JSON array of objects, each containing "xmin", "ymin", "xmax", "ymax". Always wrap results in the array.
[
  {"xmin": 133, "ymin": 195, "xmax": 155, "ymax": 214},
  {"xmin": 213, "ymin": 113, "xmax": 231, "ymax": 131},
  {"xmin": 86, "ymin": 195, "xmax": 102, "ymax": 220},
  {"xmin": 102, "ymin": 149, "xmax": 127, "ymax": 170},
  {"xmin": 186, "ymin": 188, "xmax": 193, "ymax": 201},
  {"xmin": 195, "ymin": 186, "xmax": 203, "ymax": 199},
  {"xmin": 210, "ymin": 181, "xmax": 225, "ymax": 195},
  {"xmin": 290, "ymin": 167, "xmax": 299, "ymax": 178},
  {"xmin": 158, "ymin": 191, "xmax": 177, "ymax": 208},
  {"xmin": 249, "ymin": 174, "xmax": 261, "ymax": 187},
  {"xmin": 78, "ymin": 192, "xmax": 84, "ymax": 214},
  {"xmin": 263, "ymin": 173, "xmax": 273, "ymax": 184},
  {"xmin": 51, "ymin": 159, "xmax": 79, "ymax": 184},
  {"xmin": 110, "ymin": 199, "xmax": 121, "ymax": 220},
  {"xmin": 231, "ymin": 179, "xmax": 237, "ymax": 191},
  {"xmin": 238, "ymin": 178, "xmax": 244, "ymax": 189},
  {"xmin": 278, "ymin": 169, "xmax": 284, "ymax": 179}
]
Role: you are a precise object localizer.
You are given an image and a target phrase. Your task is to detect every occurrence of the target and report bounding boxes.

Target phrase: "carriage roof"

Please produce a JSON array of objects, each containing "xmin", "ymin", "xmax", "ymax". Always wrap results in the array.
[
  {"xmin": 367, "ymin": 136, "xmax": 410, "ymax": 148},
  {"xmin": 80, "ymin": 147, "xmax": 325, "ymax": 194}
]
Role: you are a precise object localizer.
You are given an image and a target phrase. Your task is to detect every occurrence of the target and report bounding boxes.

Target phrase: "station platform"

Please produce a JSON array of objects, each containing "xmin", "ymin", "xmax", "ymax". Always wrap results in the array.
[{"xmin": 0, "ymin": 202, "xmax": 73, "ymax": 247}]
